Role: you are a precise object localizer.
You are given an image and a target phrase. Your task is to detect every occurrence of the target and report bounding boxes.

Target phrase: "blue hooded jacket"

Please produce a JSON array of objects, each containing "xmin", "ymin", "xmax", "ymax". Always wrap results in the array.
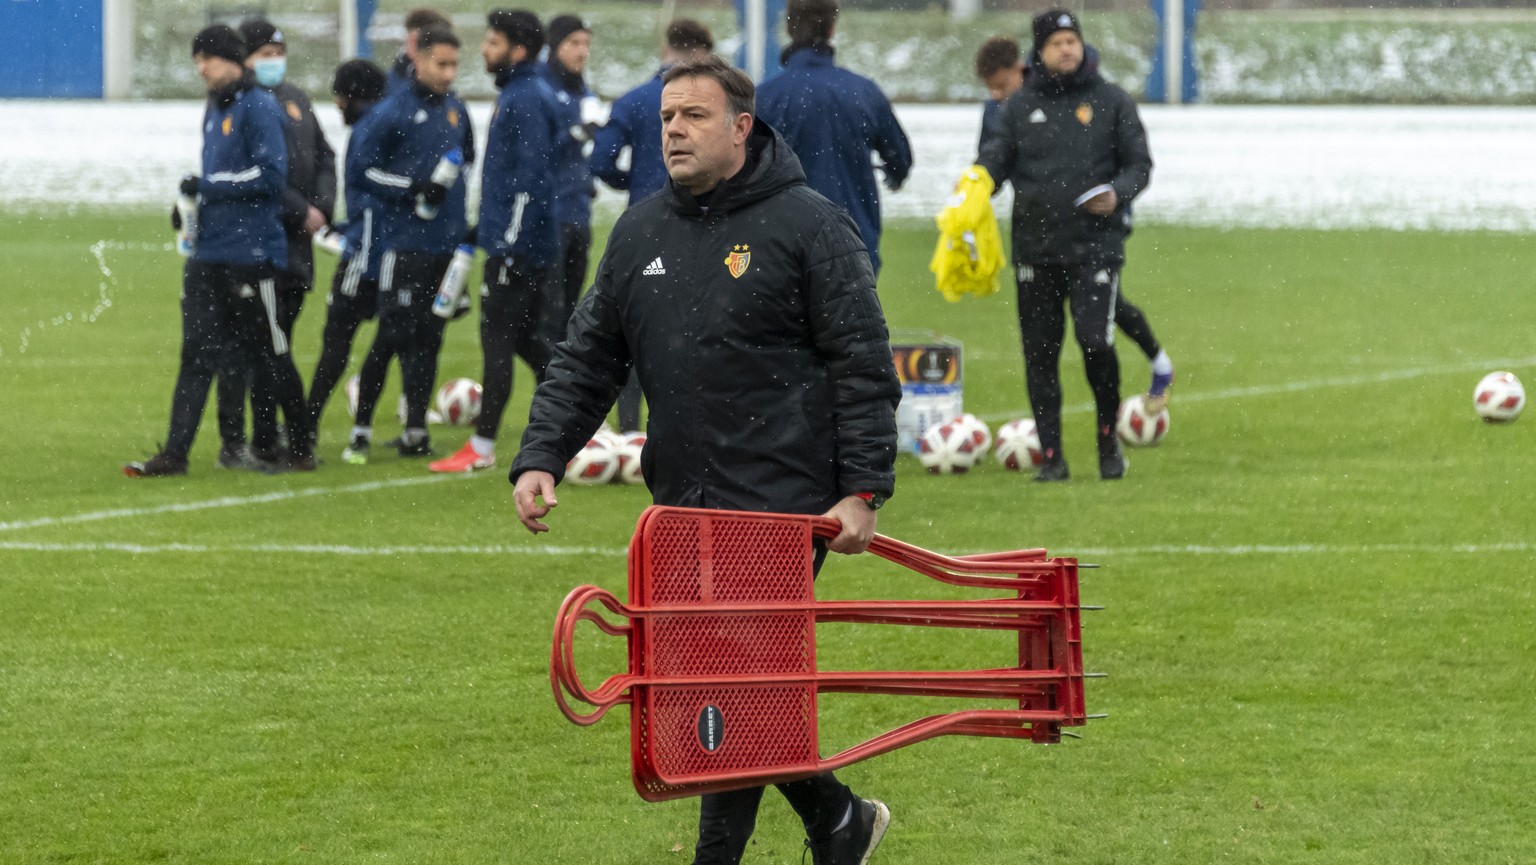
[
  {"xmin": 350, "ymin": 79, "xmax": 475, "ymax": 254},
  {"xmin": 539, "ymin": 59, "xmax": 597, "ymax": 228},
  {"xmin": 477, "ymin": 62, "xmax": 561, "ymax": 267},
  {"xmin": 192, "ymin": 77, "xmax": 288, "ymax": 267},
  {"xmin": 755, "ymin": 45, "xmax": 912, "ymax": 274},
  {"xmin": 589, "ymin": 69, "xmax": 669, "ymax": 208}
]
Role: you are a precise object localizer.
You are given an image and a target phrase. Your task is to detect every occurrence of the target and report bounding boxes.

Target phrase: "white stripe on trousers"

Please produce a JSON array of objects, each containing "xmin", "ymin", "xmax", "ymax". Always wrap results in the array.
[
  {"xmin": 380, "ymin": 250, "xmax": 396, "ymax": 293},
  {"xmin": 340, "ymin": 209, "xmax": 372, "ymax": 298},
  {"xmin": 258, "ymin": 278, "xmax": 288, "ymax": 355},
  {"xmin": 1105, "ymin": 271, "xmax": 1119, "ymax": 347}
]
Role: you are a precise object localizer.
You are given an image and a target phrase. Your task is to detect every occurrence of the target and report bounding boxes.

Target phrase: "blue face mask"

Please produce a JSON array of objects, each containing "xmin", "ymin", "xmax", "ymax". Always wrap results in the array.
[{"xmin": 252, "ymin": 57, "xmax": 286, "ymax": 87}]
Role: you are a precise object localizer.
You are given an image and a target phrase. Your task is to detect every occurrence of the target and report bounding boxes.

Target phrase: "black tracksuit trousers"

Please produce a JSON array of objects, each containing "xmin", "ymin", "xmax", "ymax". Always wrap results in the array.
[{"xmin": 1017, "ymin": 263, "xmax": 1122, "ymax": 458}]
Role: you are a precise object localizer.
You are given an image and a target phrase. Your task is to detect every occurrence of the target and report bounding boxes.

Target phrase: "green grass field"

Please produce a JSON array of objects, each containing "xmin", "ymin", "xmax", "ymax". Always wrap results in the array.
[{"xmin": 3, "ymin": 211, "xmax": 1534, "ymax": 863}]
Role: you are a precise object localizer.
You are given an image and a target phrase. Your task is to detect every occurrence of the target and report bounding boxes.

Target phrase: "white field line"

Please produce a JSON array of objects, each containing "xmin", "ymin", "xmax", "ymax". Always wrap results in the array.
[
  {"xmin": 0, "ymin": 539, "xmax": 1529, "ymax": 558},
  {"xmin": 0, "ymin": 475, "xmax": 455, "ymax": 534},
  {"xmin": 982, "ymin": 354, "xmax": 1536, "ymax": 423},
  {"xmin": 0, "ymin": 540, "xmax": 626, "ymax": 557}
]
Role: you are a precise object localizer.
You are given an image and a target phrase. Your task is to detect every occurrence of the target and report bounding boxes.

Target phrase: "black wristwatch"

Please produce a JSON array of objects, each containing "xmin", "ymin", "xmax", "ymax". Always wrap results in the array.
[{"xmin": 854, "ymin": 492, "xmax": 886, "ymax": 511}]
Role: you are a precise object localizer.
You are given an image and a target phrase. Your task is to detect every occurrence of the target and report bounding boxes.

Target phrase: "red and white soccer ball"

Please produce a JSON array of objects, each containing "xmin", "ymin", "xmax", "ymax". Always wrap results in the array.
[
  {"xmin": 566, "ymin": 437, "xmax": 621, "ymax": 485},
  {"xmin": 918, "ymin": 418, "xmax": 983, "ymax": 474},
  {"xmin": 435, "ymin": 377, "xmax": 483, "ymax": 426},
  {"xmin": 957, "ymin": 413, "xmax": 993, "ymax": 457},
  {"xmin": 615, "ymin": 430, "xmax": 647, "ymax": 485},
  {"xmin": 993, "ymin": 418, "xmax": 1044, "ymax": 471},
  {"xmin": 1116, "ymin": 394, "xmax": 1171, "ymax": 447},
  {"xmin": 1474, "ymin": 371, "xmax": 1525, "ymax": 423}
]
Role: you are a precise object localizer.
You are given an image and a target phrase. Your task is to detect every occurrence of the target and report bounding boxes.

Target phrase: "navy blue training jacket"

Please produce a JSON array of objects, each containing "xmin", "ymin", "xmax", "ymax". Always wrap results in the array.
[
  {"xmin": 539, "ymin": 61, "xmax": 597, "ymax": 228},
  {"xmin": 350, "ymin": 79, "xmax": 475, "ymax": 255},
  {"xmin": 589, "ymin": 69, "xmax": 669, "ymax": 208},
  {"xmin": 338, "ymin": 105, "xmax": 386, "ymax": 282},
  {"xmin": 477, "ymin": 62, "xmax": 561, "ymax": 268},
  {"xmin": 755, "ymin": 46, "xmax": 913, "ymax": 274},
  {"xmin": 192, "ymin": 78, "xmax": 288, "ymax": 267}
]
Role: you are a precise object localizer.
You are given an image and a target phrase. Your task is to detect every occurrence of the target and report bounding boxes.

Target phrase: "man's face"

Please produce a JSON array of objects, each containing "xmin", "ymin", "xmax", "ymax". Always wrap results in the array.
[
  {"xmin": 245, "ymin": 43, "xmax": 284, "ymax": 66},
  {"xmin": 1039, "ymin": 30, "xmax": 1083, "ymax": 78},
  {"xmin": 982, "ymin": 64, "xmax": 1025, "ymax": 101},
  {"xmin": 555, "ymin": 31, "xmax": 591, "ymax": 75},
  {"xmin": 195, "ymin": 53, "xmax": 244, "ymax": 92},
  {"xmin": 415, "ymin": 43, "xmax": 459, "ymax": 94},
  {"xmin": 480, "ymin": 31, "xmax": 528, "ymax": 74},
  {"xmin": 660, "ymin": 75, "xmax": 751, "ymax": 195}
]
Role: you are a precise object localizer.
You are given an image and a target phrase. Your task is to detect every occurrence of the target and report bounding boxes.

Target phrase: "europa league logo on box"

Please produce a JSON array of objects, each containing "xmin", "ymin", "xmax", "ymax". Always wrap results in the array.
[{"xmin": 697, "ymin": 704, "xmax": 725, "ymax": 752}]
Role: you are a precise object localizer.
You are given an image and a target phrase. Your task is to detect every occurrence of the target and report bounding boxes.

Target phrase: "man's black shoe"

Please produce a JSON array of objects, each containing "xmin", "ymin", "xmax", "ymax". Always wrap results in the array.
[
  {"xmin": 1099, "ymin": 442, "xmax": 1128, "ymax": 480},
  {"xmin": 217, "ymin": 443, "xmax": 265, "ymax": 471},
  {"xmin": 261, "ymin": 450, "xmax": 319, "ymax": 474},
  {"xmin": 1033, "ymin": 451, "xmax": 1069, "ymax": 483},
  {"xmin": 804, "ymin": 798, "xmax": 890, "ymax": 865},
  {"xmin": 396, "ymin": 437, "xmax": 434, "ymax": 458},
  {"xmin": 124, "ymin": 451, "xmax": 188, "ymax": 478}
]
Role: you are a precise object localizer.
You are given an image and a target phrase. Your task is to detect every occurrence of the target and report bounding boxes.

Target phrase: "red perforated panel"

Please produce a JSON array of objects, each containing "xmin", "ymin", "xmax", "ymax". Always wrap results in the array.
[
  {"xmin": 643, "ymin": 511, "xmax": 813, "ymax": 605},
  {"xmin": 646, "ymin": 684, "xmax": 818, "ymax": 783},
  {"xmin": 647, "ymin": 613, "xmax": 813, "ymax": 676}
]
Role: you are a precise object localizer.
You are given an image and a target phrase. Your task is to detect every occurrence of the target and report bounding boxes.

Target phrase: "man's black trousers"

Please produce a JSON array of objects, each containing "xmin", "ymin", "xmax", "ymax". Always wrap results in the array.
[
  {"xmin": 1016, "ymin": 263, "xmax": 1122, "ymax": 456},
  {"xmin": 354, "ymin": 250, "xmax": 449, "ymax": 429},
  {"xmin": 306, "ymin": 256, "xmax": 379, "ymax": 437},
  {"xmin": 476, "ymin": 255, "xmax": 551, "ymax": 441}
]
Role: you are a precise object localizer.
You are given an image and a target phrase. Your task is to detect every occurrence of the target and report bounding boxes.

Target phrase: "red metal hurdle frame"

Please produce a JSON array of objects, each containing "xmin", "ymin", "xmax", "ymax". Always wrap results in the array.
[{"xmin": 551, "ymin": 506, "xmax": 1090, "ymax": 802}]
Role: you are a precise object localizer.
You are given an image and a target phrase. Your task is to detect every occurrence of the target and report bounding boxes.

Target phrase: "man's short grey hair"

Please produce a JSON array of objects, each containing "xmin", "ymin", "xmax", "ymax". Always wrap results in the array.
[{"xmin": 661, "ymin": 54, "xmax": 755, "ymax": 120}]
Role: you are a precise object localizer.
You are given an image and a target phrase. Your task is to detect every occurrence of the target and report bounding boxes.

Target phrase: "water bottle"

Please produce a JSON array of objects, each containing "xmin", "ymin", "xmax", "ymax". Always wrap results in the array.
[
  {"xmin": 175, "ymin": 193, "xmax": 198, "ymax": 257},
  {"xmin": 432, "ymin": 243, "xmax": 476, "ymax": 319},
  {"xmin": 415, "ymin": 149, "xmax": 463, "ymax": 220},
  {"xmin": 312, "ymin": 225, "xmax": 349, "ymax": 256}
]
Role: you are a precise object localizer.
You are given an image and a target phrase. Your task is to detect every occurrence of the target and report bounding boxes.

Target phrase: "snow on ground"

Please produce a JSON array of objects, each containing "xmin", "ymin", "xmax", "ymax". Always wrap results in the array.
[{"xmin": 3, "ymin": 100, "xmax": 1536, "ymax": 233}]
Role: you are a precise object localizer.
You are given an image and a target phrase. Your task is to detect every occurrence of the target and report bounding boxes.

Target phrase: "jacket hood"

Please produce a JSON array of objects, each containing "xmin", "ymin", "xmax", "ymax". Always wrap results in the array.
[
  {"xmin": 667, "ymin": 119, "xmax": 805, "ymax": 216},
  {"xmin": 1028, "ymin": 43, "xmax": 1102, "ymax": 94}
]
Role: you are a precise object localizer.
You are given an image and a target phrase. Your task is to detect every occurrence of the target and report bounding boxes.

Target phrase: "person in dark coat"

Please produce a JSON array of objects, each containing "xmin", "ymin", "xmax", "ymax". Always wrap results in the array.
[
  {"xmin": 755, "ymin": 0, "xmax": 911, "ymax": 275},
  {"xmin": 976, "ymin": 10, "xmax": 1154, "ymax": 482},
  {"xmin": 213, "ymin": 18, "xmax": 338, "ymax": 468},
  {"xmin": 125, "ymin": 25, "xmax": 313, "ymax": 476},
  {"xmin": 428, "ymin": 9, "xmax": 562, "ymax": 474},
  {"xmin": 305, "ymin": 59, "xmax": 390, "ymax": 446},
  {"xmin": 509, "ymin": 56, "xmax": 899, "ymax": 865},
  {"xmin": 974, "ymin": 33, "xmax": 1175, "ymax": 414},
  {"xmin": 342, "ymin": 25, "xmax": 475, "ymax": 463}
]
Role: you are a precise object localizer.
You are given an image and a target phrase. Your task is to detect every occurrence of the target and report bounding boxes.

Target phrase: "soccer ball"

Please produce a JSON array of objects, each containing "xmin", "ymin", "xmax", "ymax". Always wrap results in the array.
[
  {"xmin": 435, "ymin": 378, "xmax": 483, "ymax": 426},
  {"xmin": 566, "ymin": 438, "xmax": 621, "ymax": 485},
  {"xmin": 918, "ymin": 418, "xmax": 982, "ymax": 474},
  {"xmin": 1116, "ymin": 394, "xmax": 1170, "ymax": 447},
  {"xmin": 1474, "ymin": 371, "xmax": 1525, "ymax": 423},
  {"xmin": 615, "ymin": 430, "xmax": 647, "ymax": 485},
  {"xmin": 957, "ymin": 413, "xmax": 993, "ymax": 456},
  {"xmin": 994, "ymin": 418, "xmax": 1044, "ymax": 471}
]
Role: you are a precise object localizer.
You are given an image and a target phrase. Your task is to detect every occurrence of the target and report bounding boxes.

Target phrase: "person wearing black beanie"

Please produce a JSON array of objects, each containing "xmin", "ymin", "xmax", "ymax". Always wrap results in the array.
[
  {"xmin": 126, "ymin": 25, "xmax": 313, "ymax": 476},
  {"xmin": 1031, "ymin": 9, "xmax": 1081, "ymax": 56},
  {"xmin": 192, "ymin": 24, "xmax": 247, "ymax": 67},
  {"xmin": 536, "ymin": 13, "xmax": 598, "ymax": 402},
  {"xmin": 972, "ymin": 9, "xmax": 1159, "ymax": 482},
  {"xmin": 303, "ymin": 58, "xmax": 392, "ymax": 447}
]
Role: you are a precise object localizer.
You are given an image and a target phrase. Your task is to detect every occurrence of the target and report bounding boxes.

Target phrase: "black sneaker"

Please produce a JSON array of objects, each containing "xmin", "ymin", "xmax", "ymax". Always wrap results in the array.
[
  {"xmin": 804, "ymin": 798, "xmax": 890, "ymax": 865},
  {"xmin": 1099, "ymin": 441, "xmax": 1128, "ymax": 480},
  {"xmin": 124, "ymin": 451, "xmax": 188, "ymax": 478},
  {"xmin": 1033, "ymin": 450, "xmax": 1069, "ymax": 483},
  {"xmin": 217, "ymin": 443, "xmax": 265, "ymax": 471},
  {"xmin": 396, "ymin": 436, "xmax": 434, "ymax": 458},
  {"xmin": 341, "ymin": 435, "xmax": 370, "ymax": 466},
  {"xmin": 263, "ymin": 450, "xmax": 319, "ymax": 474}
]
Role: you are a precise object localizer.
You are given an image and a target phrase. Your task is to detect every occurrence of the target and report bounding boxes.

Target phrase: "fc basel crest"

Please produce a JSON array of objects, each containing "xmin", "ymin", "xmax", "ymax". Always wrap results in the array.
[
  {"xmin": 1075, "ymin": 102, "xmax": 1093, "ymax": 126},
  {"xmin": 724, "ymin": 244, "xmax": 751, "ymax": 279},
  {"xmin": 448, "ymin": 107, "xmax": 460, "ymax": 128},
  {"xmin": 221, "ymin": 115, "xmax": 233, "ymax": 136},
  {"xmin": 285, "ymin": 101, "xmax": 302, "ymax": 122}
]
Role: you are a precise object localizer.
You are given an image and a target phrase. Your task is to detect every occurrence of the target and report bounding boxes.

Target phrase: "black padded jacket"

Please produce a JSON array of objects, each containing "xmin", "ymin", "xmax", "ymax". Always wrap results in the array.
[{"xmin": 508, "ymin": 120, "xmax": 901, "ymax": 515}]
